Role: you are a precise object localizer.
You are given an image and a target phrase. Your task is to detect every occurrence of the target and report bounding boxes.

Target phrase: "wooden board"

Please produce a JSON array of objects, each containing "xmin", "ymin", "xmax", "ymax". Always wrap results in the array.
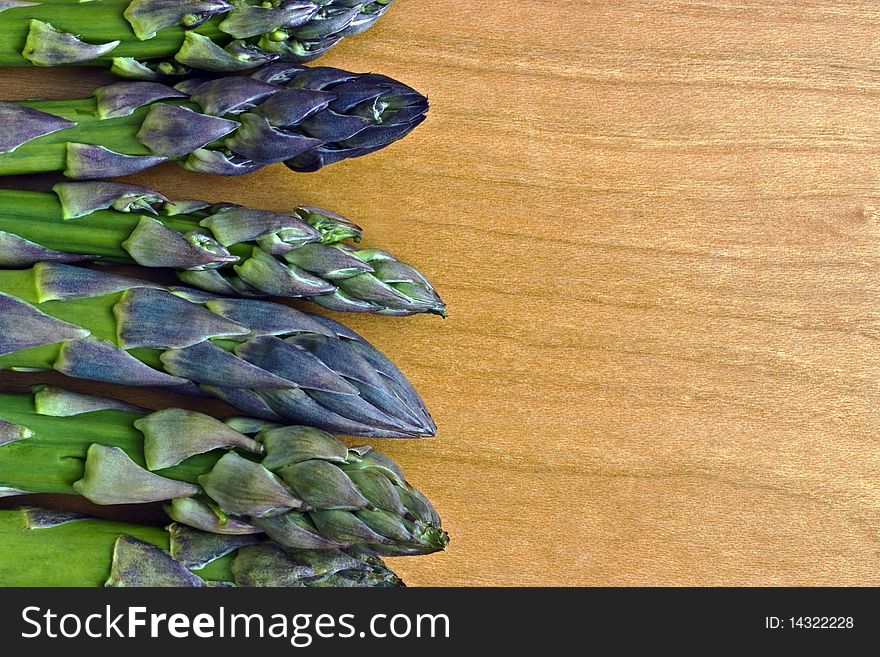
[{"xmin": 2, "ymin": 0, "xmax": 880, "ymax": 586}]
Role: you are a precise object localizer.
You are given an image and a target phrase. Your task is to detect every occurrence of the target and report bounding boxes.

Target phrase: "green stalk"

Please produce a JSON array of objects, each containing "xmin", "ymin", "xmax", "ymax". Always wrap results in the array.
[
  {"xmin": 0, "ymin": 101, "xmax": 194, "ymax": 176},
  {"xmin": 0, "ymin": 509, "xmax": 233, "ymax": 586},
  {"xmin": 0, "ymin": 267, "xmax": 213, "ymax": 373},
  {"xmin": 0, "ymin": 391, "xmax": 215, "ymax": 494},
  {"xmin": 0, "ymin": 190, "xmax": 274, "ymax": 263},
  {"xmin": 0, "ymin": 0, "xmax": 226, "ymax": 66},
  {"xmin": 0, "ymin": 189, "xmax": 204, "ymax": 260},
  {"xmin": 0, "ymin": 268, "xmax": 165, "ymax": 371}
]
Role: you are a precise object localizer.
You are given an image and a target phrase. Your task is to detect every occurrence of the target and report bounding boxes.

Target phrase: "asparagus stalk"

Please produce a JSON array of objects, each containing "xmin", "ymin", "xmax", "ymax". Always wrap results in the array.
[
  {"xmin": 0, "ymin": 1, "xmax": 394, "ymax": 76},
  {"xmin": 0, "ymin": 182, "xmax": 445, "ymax": 316},
  {"xmin": 0, "ymin": 386, "xmax": 448, "ymax": 556},
  {"xmin": 0, "ymin": 262, "xmax": 435, "ymax": 437},
  {"xmin": 0, "ymin": 63, "xmax": 427, "ymax": 176},
  {"xmin": 0, "ymin": 507, "xmax": 404, "ymax": 586}
]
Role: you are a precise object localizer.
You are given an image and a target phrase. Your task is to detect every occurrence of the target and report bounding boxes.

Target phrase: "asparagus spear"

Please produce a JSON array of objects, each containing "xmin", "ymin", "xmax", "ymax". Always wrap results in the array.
[
  {"xmin": 0, "ymin": 63, "xmax": 427, "ymax": 176},
  {"xmin": 0, "ymin": 262, "xmax": 435, "ymax": 437},
  {"xmin": 0, "ymin": 386, "xmax": 448, "ymax": 556},
  {"xmin": 0, "ymin": 507, "xmax": 404, "ymax": 586},
  {"xmin": 0, "ymin": 182, "xmax": 445, "ymax": 317},
  {"xmin": 0, "ymin": 1, "xmax": 394, "ymax": 76}
]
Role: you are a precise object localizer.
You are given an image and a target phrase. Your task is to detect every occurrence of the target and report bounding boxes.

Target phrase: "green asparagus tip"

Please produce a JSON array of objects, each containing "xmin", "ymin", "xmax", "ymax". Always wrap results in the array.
[{"xmin": 428, "ymin": 525, "xmax": 450, "ymax": 551}]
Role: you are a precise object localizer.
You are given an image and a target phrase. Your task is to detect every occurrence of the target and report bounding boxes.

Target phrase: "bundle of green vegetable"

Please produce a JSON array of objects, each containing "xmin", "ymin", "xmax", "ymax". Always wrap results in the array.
[
  {"xmin": 0, "ymin": 507, "xmax": 404, "ymax": 587},
  {"xmin": 0, "ymin": 385, "xmax": 447, "ymax": 556},
  {"xmin": 0, "ymin": 182, "xmax": 445, "ymax": 316},
  {"xmin": 0, "ymin": 0, "xmax": 446, "ymax": 589},
  {"xmin": 0, "ymin": 63, "xmax": 427, "ymax": 176},
  {"xmin": 0, "ymin": 1, "xmax": 394, "ymax": 77}
]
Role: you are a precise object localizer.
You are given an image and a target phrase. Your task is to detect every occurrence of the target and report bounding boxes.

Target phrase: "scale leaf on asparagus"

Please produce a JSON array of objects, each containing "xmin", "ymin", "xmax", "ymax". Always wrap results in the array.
[
  {"xmin": 0, "ymin": 387, "xmax": 448, "ymax": 556},
  {"xmin": 0, "ymin": 182, "xmax": 445, "ymax": 316},
  {"xmin": 0, "ymin": 263, "xmax": 435, "ymax": 437},
  {"xmin": 0, "ymin": 63, "xmax": 427, "ymax": 176}
]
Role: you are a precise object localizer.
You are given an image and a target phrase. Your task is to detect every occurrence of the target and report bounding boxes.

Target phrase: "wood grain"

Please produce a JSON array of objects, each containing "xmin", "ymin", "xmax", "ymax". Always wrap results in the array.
[{"xmin": 2, "ymin": 0, "xmax": 880, "ymax": 585}]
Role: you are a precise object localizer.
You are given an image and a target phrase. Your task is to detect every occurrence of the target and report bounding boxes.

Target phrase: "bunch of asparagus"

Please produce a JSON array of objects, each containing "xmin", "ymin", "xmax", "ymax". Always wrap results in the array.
[{"xmin": 0, "ymin": 1, "xmax": 447, "ymax": 587}]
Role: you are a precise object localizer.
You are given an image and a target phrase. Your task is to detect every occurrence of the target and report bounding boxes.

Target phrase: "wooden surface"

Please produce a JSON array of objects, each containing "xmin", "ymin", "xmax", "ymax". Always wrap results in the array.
[{"xmin": 2, "ymin": 0, "xmax": 880, "ymax": 586}]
